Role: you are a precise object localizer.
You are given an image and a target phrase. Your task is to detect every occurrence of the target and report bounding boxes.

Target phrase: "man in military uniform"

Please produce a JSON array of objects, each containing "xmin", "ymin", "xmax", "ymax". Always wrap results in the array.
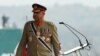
[{"xmin": 16, "ymin": 3, "xmax": 60, "ymax": 56}]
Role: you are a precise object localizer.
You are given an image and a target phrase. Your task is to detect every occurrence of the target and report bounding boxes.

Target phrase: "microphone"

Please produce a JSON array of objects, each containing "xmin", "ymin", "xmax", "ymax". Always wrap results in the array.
[
  {"xmin": 59, "ymin": 22, "xmax": 64, "ymax": 24},
  {"xmin": 59, "ymin": 21, "xmax": 91, "ymax": 49},
  {"xmin": 59, "ymin": 22, "xmax": 83, "ymax": 48}
]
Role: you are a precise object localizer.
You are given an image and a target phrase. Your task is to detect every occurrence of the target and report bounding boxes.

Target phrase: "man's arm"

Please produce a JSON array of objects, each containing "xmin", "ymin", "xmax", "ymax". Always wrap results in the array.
[
  {"xmin": 51, "ymin": 24, "xmax": 60, "ymax": 56},
  {"xmin": 15, "ymin": 22, "xmax": 28, "ymax": 56}
]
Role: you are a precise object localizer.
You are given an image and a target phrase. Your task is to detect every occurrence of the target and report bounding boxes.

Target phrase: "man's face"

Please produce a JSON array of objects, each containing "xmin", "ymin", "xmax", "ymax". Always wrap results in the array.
[{"xmin": 32, "ymin": 9, "xmax": 45, "ymax": 21}]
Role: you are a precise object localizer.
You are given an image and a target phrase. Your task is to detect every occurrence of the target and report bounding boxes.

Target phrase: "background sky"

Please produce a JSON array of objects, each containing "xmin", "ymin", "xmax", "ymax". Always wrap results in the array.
[{"xmin": 0, "ymin": 0, "xmax": 100, "ymax": 7}]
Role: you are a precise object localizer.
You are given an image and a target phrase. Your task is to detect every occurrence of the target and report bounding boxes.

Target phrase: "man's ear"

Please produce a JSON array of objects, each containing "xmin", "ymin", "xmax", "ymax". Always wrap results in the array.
[{"xmin": 42, "ymin": 11, "xmax": 45, "ymax": 15}]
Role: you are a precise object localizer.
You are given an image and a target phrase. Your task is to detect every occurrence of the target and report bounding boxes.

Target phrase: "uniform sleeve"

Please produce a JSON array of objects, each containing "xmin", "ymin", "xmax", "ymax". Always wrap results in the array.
[
  {"xmin": 15, "ymin": 22, "xmax": 28, "ymax": 56},
  {"xmin": 51, "ymin": 24, "xmax": 60, "ymax": 56}
]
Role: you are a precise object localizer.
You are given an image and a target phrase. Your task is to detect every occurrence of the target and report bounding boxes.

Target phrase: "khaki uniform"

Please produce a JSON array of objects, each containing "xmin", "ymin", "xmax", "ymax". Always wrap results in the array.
[{"xmin": 16, "ymin": 21, "xmax": 60, "ymax": 56}]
